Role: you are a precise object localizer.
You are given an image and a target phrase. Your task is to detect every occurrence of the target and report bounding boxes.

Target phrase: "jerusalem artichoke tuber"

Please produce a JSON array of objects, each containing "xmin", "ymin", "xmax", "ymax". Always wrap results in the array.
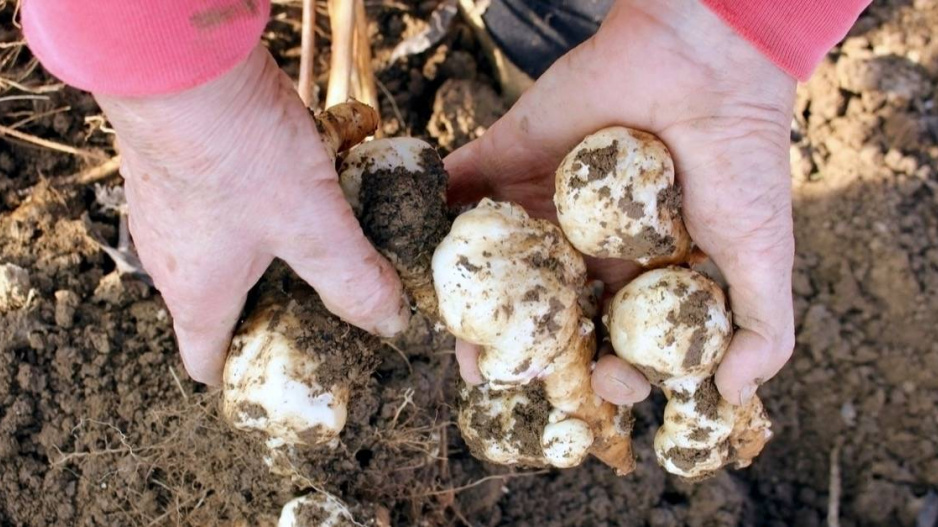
[
  {"xmin": 338, "ymin": 136, "xmax": 636, "ymax": 474},
  {"xmin": 434, "ymin": 199, "xmax": 635, "ymax": 474},
  {"xmin": 338, "ymin": 137, "xmax": 450, "ymax": 321},
  {"xmin": 554, "ymin": 126, "xmax": 691, "ymax": 267},
  {"xmin": 222, "ymin": 102, "xmax": 383, "ymax": 449},
  {"xmin": 279, "ymin": 493, "xmax": 358, "ymax": 527},
  {"xmin": 604, "ymin": 266, "xmax": 772, "ymax": 479}
]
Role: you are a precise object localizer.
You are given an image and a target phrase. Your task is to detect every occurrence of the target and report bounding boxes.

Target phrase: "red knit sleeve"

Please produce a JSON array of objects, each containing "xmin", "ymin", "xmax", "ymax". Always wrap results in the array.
[
  {"xmin": 701, "ymin": 0, "xmax": 871, "ymax": 81},
  {"xmin": 21, "ymin": 0, "xmax": 270, "ymax": 97}
]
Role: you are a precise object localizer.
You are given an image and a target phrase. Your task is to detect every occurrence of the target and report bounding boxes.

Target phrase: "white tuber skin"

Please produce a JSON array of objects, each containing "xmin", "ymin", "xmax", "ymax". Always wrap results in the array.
[
  {"xmin": 542, "ymin": 414, "xmax": 595, "ymax": 468},
  {"xmin": 222, "ymin": 302, "xmax": 348, "ymax": 449},
  {"xmin": 435, "ymin": 199, "xmax": 634, "ymax": 474},
  {"xmin": 433, "ymin": 199, "xmax": 587, "ymax": 388},
  {"xmin": 554, "ymin": 126, "xmax": 691, "ymax": 267},
  {"xmin": 279, "ymin": 493, "xmax": 357, "ymax": 527},
  {"xmin": 339, "ymin": 137, "xmax": 430, "ymax": 216},
  {"xmin": 0, "ymin": 263, "xmax": 31, "ymax": 312},
  {"xmin": 605, "ymin": 266, "xmax": 772, "ymax": 479}
]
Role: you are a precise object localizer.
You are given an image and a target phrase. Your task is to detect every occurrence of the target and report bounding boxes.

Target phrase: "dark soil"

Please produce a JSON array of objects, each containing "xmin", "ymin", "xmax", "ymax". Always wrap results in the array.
[{"xmin": 2, "ymin": 1, "xmax": 938, "ymax": 526}]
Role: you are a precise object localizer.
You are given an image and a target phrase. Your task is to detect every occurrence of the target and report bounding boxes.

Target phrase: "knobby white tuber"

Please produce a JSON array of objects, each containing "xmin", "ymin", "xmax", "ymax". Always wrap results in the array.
[
  {"xmin": 554, "ymin": 126, "xmax": 691, "ymax": 267},
  {"xmin": 222, "ymin": 264, "xmax": 381, "ymax": 449},
  {"xmin": 279, "ymin": 493, "xmax": 358, "ymax": 527},
  {"xmin": 552, "ymin": 125, "xmax": 773, "ymax": 479},
  {"xmin": 338, "ymin": 134, "xmax": 635, "ymax": 474},
  {"xmin": 605, "ymin": 266, "xmax": 772, "ymax": 479},
  {"xmin": 434, "ymin": 200, "xmax": 635, "ymax": 474}
]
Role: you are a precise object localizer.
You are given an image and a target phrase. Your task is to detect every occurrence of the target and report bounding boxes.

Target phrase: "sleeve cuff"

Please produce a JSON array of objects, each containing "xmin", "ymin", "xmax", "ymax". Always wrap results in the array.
[
  {"xmin": 701, "ymin": 0, "xmax": 871, "ymax": 81},
  {"xmin": 22, "ymin": 0, "xmax": 270, "ymax": 97}
]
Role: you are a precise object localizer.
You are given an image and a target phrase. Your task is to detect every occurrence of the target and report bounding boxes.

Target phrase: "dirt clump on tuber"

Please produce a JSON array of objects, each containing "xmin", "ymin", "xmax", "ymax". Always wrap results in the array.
[{"xmin": 339, "ymin": 137, "xmax": 451, "ymax": 321}]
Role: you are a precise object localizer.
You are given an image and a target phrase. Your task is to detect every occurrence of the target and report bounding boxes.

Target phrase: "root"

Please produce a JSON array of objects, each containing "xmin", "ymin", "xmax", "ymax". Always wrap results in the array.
[{"xmin": 313, "ymin": 99, "xmax": 380, "ymax": 158}]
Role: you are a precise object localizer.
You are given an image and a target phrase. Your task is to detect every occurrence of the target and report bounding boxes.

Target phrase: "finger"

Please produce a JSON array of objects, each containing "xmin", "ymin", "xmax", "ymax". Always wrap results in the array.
[
  {"xmin": 591, "ymin": 354, "xmax": 652, "ymax": 405},
  {"xmin": 455, "ymin": 339, "xmax": 483, "ymax": 385},
  {"xmin": 275, "ymin": 179, "xmax": 410, "ymax": 338},
  {"xmin": 586, "ymin": 256, "xmax": 643, "ymax": 294},
  {"xmin": 712, "ymin": 230, "xmax": 795, "ymax": 405},
  {"xmin": 153, "ymin": 247, "xmax": 272, "ymax": 387}
]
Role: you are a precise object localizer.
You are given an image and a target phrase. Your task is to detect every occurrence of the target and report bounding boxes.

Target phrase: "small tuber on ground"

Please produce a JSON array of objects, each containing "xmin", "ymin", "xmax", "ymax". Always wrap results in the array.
[
  {"xmin": 279, "ymin": 492, "xmax": 358, "ymax": 527},
  {"xmin": 0, "ymin": 263, "xmax": 31, "ymax": 312}
]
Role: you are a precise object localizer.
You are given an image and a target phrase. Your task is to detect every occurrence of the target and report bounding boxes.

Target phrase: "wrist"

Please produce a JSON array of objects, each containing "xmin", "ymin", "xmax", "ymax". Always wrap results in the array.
[
  {"xmin": 96, "ymin": 46, "xmax": 294, "ymax": 181},
  {"xmin": 603, "ymin": 0, "xmax": 795, "ymax": 102}
]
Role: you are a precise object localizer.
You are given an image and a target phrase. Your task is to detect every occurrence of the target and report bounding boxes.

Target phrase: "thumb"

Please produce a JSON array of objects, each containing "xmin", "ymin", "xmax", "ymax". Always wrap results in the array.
[
  {"xmin": 274, "ymin": 178, "xmax": 410, "ymax": 338},
  {"xmin": 713, "ymin": 236, "xmax": 796, "ymax": 405}
]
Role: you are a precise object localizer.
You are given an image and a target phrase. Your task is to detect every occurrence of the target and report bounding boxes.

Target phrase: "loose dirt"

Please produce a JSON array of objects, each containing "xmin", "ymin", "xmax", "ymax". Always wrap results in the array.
[{"xmin": 2, "ymin": 0, "xmax": 937, "ymax": 526}]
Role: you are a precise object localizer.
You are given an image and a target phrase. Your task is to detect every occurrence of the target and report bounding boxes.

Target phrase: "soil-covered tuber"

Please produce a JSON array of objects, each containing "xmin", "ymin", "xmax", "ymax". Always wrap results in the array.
[
  {"xmin": 434, "ymin": 200, "xmax": 634, "ymax": 474},
  {"xmin": 278, "ymin": 493, "xmax": 357, "ymax": 527},
  {"xmin": 0, "ymin": 263, "xmax": 31, "ymax": 312},
  {"xmin": 605, "ymin": 266, "xmax": 772, "ymax": 479},
  {"xmin": 554, "ymin": 126, "xmax": 691, "ymax": 267},
  {"xmin": 222, "ymin": 263, "xmax": 380, "ymax": 449},
  {"xmin": 338, "ymin": 137, "xmax": 450, "ymax": 321}
]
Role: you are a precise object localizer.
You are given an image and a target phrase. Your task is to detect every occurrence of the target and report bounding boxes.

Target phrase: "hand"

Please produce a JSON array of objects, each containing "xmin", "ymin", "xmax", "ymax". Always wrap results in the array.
[
  {"xmin": 95, "ymin": 45, "xmax": 409, "ymax": 386},
  {"xmin": 445, "ymin": 0, "xmax": 796, "ymax": 406}
]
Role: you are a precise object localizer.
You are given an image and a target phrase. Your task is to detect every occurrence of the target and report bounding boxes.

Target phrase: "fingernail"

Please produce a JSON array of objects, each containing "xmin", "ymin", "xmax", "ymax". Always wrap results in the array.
[
  {"xmin": 739, "ymin": 384, "xmax": 757, "ymax": 405},
  {"xmin": 374, "ymin": 302, "xmax": 410, "ymax": 338},
  {"xmin": 607, "ymin": 372, "xmax": 636, "ymax": 397}
]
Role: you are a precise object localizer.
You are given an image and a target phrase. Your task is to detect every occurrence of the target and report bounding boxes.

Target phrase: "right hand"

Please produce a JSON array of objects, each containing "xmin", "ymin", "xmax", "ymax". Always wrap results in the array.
[
  {"xmin": 95, "ymin": 45, "xmax": 410, "ymax": 386},
  {"xmin": 445, "ymin": 0, "xmax": 797, "ymax": 406}
]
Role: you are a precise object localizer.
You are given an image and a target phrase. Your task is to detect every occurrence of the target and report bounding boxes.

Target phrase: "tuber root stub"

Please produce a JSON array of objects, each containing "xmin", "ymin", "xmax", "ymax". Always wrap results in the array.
[
  {"xmin": 554, "ymin": 126, "xmax": 691, "ymax": 267},
  {"xmin": 605, "ymin": 266, "xmax": 772, "ymax": 479}
]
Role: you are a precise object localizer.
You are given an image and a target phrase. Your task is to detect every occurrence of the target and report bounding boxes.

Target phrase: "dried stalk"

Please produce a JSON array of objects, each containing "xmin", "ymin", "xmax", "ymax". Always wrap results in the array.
[
  {"xmin": 351, "ymin": 0, "xmax": 378, "ymax": 111},
  {"xmin": 0, "ymin": 124, "xmax": 108, "ymax": 162},
  {"xmin": 298, "ymin": 0, "xmax": 318, "ymax": 108},
  {"xmin": 325, "ymin": 0, "xmax": 355, "ymax": 108}
]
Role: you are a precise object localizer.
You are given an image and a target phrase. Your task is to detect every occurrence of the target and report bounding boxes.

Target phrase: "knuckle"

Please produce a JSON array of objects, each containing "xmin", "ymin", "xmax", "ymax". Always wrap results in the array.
[{"xmin": 331, "ymin": 262, "xmax": 401, "ymax": 324}]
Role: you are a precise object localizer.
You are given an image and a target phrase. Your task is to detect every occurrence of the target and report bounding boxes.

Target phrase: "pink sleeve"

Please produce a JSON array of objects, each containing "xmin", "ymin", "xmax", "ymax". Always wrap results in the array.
[
  {"xmin": 701, "ymin": 0, "xmax": 872, "ymax": 81},
  {"xmin": 21, "ymin": 0, "xmax": 270, "ymax": 97}
]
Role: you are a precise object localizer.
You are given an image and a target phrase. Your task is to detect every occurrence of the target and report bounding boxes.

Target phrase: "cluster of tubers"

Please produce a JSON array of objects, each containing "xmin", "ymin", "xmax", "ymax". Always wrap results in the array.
[{"xmin": 220, "ymin": 101, "xmax": 773, "ymax": 520}]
